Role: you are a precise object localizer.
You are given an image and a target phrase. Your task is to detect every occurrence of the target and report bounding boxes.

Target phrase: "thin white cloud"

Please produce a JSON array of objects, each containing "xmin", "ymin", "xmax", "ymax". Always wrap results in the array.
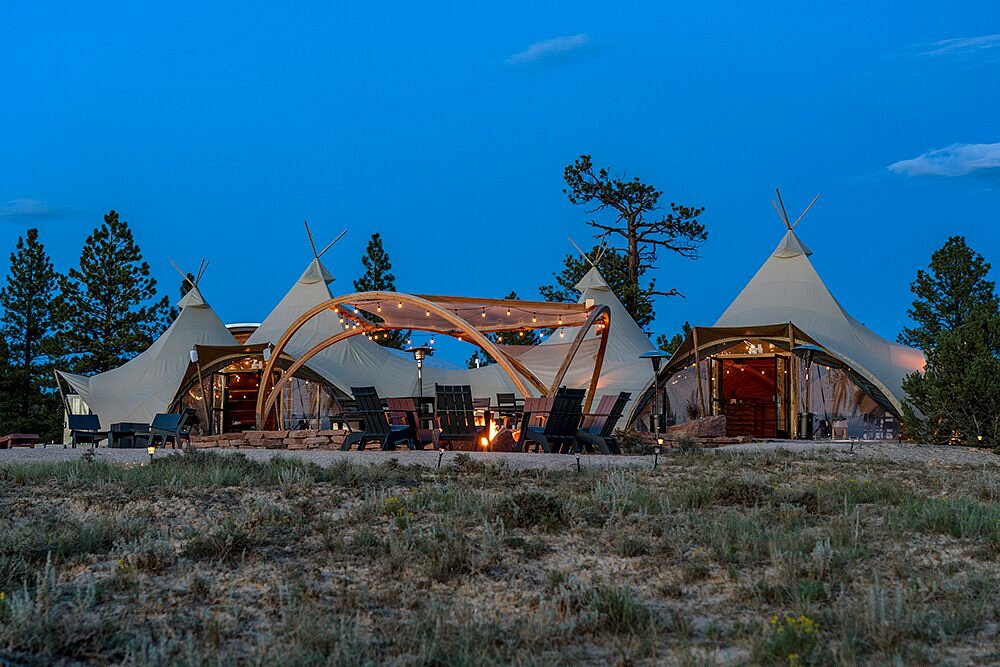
[
  {"xmin": 0, "ymin": 198, "xmax": 66, "ymax": 219},
  {"xmin": 506, "ymin": 33, "xmax": 590, "ymax": 65},
  {"xmin": 888, "ymin": 142, "xmax": 1000, "ymax": 177},
  {"xmin": 921, "ymin": 33, "xmax": 1000, "ymax": 56}
]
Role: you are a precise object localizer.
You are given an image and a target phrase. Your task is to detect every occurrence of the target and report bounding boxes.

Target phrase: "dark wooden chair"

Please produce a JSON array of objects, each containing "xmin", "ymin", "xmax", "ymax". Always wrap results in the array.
[
  {"xmin": 575, "ymin": 392, "xmax": 631, "ymax": 455},
  {"xmin": 341, "ymin": 387, "xmax": 415, "ymax": 451},
  {"xmin": 495, "ymin": 393, "xmax": 524, "ymax": 428},
  {"xmin": 516, "ymin": 387, "xmax": 585, "ymax": 454},
  {"xmin": 137, "ymin": 411, "xmax": 193, "ymax": 449},
  {"xmin": 435, "ymin": 384, "xmax": 489, "ymax": 450},
  {"xmin": 386, "ymin": 397, "xmax": 436, "ymax": 449},
  {"xmin": 68, "ymin": 414, "xmax": 106, "ymax": 448}
]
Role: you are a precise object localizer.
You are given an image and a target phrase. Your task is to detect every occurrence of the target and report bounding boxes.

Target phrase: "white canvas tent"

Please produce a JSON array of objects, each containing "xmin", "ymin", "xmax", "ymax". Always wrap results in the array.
[
  {"xmin": 57, "ymin": 287, "xmax": 238, "ymax": 429},
  {"xmin": 711, "ymin": 228, "xmax": 925, "ymax": 412},
  {"xmin": 650, "ymin": 223, "xmax": 926, "ymax": 423}
]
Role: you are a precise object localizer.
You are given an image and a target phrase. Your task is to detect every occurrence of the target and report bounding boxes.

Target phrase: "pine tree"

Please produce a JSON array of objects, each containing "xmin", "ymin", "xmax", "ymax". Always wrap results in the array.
[
  {"xmin": 0, "ymin": 228, "xmax": 63, "ymax": 438},
  {"xmin": 656, "ymin": 321, "xmax": 692, "ymax": 355},
  {"xmin": 354, "ymin": 233, "xmax": 410, "ymax": 349},
  {"xmin": 901, "ymin": 309, "xmax": 1000, "ymax": 447},
  {"xmin": 898, "ymin": 236, "xmax": 997, "ymax": 350},
  {"xmin": 899, "ymin": 237, "xmax": 1000, "ymax": 447},
  {"xmin": 57, "ymin": 210, "xmax": 170, "ymax": 374},
  {"xmin": 562, "ymin": 154, "xmax": 706, "ymax": 325}
]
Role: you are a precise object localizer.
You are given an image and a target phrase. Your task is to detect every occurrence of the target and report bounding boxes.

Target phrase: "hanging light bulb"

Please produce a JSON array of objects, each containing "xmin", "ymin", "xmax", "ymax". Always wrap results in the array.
[
  {"xmin": 406, "ymin": 338, "xmax": 411, "ymax": 345},
  {"xmin": 376, "ymin": 304, "xmax": 382, "ymax": 313},
  {"xmin": 481, "ymin": 309, "xmax": 487, "ymax": 319},
  {"xmin": 559, "ymin": 330, "xmax": 565, "ymax": 338},
  {"xmin": 425, "ymin": 310, "xmax": 430, "ymax": 317},
  {"xmin": 429, "ymin": 337, "xmax": 435, "ymax": 345},
  {"xmin": 505, "ymin": 307, "xmax": 511, "ymax": 317},
  {"xmin": 532, "ymin": 314, "xmax": 537, "ymax": 323},
  {"xmin": 519, "ymin": 331, "xmax": 524, "ymax": 337},
  {"xmin": 397, "ymin": 301, "xmax": 402, "ymax": 309}
]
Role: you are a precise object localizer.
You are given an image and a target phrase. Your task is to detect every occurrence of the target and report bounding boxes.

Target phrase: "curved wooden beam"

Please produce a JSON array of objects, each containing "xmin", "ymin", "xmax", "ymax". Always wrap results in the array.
[
  {"xmin": 548, "ymin": 305, "xmax": 612, "ymax": 395},
  {"xmin": 583, "ymin": 311, "xmax": 611, "ymax": 413},
  {"xmin": 255, "ymin": 291, "xmax": 540, "ymax": 428},
  {"xmin": 259, "ymin": 328, "xmax": 364, "ymax": 428}
]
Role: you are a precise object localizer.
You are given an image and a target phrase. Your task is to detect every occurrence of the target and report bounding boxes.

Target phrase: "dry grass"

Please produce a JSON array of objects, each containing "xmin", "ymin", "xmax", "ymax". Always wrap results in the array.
[{"xmin": 0, "ymin": 450, "xmax": 998, "ymax": 665}]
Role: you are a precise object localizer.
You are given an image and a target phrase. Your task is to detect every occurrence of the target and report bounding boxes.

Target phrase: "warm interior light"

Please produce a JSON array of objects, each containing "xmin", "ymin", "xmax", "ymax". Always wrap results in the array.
[{"xmin": 480, "ymin": 436, "xmax": 489, "ymax": 448}]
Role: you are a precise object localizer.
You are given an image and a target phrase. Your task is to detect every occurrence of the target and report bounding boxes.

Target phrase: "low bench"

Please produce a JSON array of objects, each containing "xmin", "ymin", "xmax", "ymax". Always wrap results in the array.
[{"xmin": 0, "ymin": 433, "xmax": 39, "ymax": 449}]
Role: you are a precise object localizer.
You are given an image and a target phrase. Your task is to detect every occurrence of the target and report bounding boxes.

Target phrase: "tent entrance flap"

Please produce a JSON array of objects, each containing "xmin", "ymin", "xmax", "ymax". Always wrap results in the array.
[{"xmin": 714, "ymin": 356, "xmax": 790, "ymax": 438}]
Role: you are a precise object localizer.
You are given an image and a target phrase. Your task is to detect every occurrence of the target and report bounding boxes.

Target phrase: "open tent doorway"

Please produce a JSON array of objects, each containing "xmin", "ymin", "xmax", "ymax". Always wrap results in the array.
[{"xmin": 713, "ymin": 354, "xmax": 789, "ymax": 438}]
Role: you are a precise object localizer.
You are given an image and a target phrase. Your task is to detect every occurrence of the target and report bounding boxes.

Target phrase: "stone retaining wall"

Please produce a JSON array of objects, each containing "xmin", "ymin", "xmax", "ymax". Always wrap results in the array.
[{"xmin": 191, "ymin": 429, "xmax": 349, "ymax": 450}]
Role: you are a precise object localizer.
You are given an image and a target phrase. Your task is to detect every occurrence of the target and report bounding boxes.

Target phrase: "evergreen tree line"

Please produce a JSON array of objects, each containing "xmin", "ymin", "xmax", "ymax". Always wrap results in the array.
[{"xmin": 0, "ymin": 211, "xmax": 170, "ymax": 441}]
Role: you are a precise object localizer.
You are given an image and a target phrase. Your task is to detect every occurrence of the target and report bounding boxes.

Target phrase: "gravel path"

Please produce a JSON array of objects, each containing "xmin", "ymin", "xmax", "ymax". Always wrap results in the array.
[{"xmin": 0, "ymin": 441, "xmax": 995, "ymax": 469}]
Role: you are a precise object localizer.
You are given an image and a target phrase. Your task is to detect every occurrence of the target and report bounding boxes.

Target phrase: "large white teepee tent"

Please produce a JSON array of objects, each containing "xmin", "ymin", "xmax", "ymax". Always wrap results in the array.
[
  {"xmin": 654, "ymin": 195, "xmax": 926, "ymax": 421},
  {"xmin": 57, "ymin": 286, "xmax": 239, "ymax": 428},
  {"xmin": 710, "ymin": 227, "xmax": 925, "ymax": 413}
]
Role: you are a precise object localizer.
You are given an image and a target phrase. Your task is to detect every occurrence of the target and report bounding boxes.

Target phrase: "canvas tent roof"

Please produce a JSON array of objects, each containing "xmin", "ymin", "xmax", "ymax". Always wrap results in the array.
[
  {"xmin": 57, "ymin": 286, "xmax": 239, "ymax": 428},
  {"xmin": 660, "ymin": 228, "xmax": 925, "ymax": 414},
  {"xmin": 249, "ymin": 256, "xmax": 656, "ymax": 411}
]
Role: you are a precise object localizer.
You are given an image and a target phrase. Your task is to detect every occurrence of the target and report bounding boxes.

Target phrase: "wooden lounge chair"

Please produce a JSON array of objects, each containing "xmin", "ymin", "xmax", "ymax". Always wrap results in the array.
[
  {"xmin": 435, "ymin": 384, "xmax": 489, "ymax": 450},
  {"xmin": 137, "ymin": 411, "xmax": 193, "ymax": 449},
  {"xmin": 575, "ymin": 392, "xmax": 631, "ymax": 455},
  {"xmin": 341, "ymin": 387, "xmax": 415, "ymax": 451},
  {"xmin": 516, "ymin": 387, "xmax": 585, "ymax": 454},
  {"xmin": 386, "ymin": 396, "xmax": 436, "ymax": 449},
  {"xmin": 495, "ymin": 393, "xmax": 524, "ymax": 428},
  {"xmin": 68, "ymin": 414, "xmax": 107, "ymax": 448}
]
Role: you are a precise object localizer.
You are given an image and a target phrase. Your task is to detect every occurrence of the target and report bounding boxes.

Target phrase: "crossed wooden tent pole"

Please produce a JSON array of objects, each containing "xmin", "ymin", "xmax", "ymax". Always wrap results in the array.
[{"xmin": 254, "ymin": 291, "xmax": 611, "ymax": 430}]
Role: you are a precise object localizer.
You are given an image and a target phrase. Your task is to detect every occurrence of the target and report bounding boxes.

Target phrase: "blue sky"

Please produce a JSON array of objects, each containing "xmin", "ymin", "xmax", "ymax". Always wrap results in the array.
[{"xmin": 2, "ymin": 2, "xmax": 999, "ymax": 362}]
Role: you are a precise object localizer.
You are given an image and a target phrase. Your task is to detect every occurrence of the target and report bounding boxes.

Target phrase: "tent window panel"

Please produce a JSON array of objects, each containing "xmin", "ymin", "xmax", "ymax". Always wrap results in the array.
[
  {"xmin": 281, "ymin": 378, "xmax": 336, "ymax": 431},
  {"xmin": 798, "ymin": 365, "xmax": 896, "ymax": 440}
]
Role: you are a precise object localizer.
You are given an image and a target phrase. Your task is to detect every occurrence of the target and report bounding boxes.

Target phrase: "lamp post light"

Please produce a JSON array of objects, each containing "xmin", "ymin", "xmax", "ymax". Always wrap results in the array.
[
  {"xmin": 640, "ymin": 350, "xmax": 672, "ymax": 436},
  {"xmin": 407, "ymin": 345, "xmax": 434, "ymax": 400}
]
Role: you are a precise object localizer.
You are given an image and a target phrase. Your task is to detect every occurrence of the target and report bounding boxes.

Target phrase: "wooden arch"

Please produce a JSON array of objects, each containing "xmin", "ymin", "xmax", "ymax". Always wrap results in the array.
[{"xmin": 254, "ymin": 291, "xmax": 613, "ymax": 429}]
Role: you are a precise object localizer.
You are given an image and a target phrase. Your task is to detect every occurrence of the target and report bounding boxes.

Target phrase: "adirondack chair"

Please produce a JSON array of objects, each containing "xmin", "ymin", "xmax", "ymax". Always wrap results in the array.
[
  {"xmin": 386, "ymin": 397, "xmax": 436, "ymax": 449},
  {"xmin": 435, "ymin": 384, "xmax": 489, "ymax": 450},
  {"xmin": 136, "ymin": 411, "xmax": 193, "ymax": 449},
  {"xmin": 516, "ymin": 387, "xmax": 585, "ymax": 454},
  {"xmin": 68, "ymin": 414, "xmax": 107, "ymax": 448},
  {"xmin": 495, "ymin": 393, "xmax": 524, "ymax": 428},
  {"xmin": 341, "ymin": 387, "xmax": 415, "ymax": 451},
  {"xmin": 575, "ymin": 392, "xmax": 631, "ymax": 455}
]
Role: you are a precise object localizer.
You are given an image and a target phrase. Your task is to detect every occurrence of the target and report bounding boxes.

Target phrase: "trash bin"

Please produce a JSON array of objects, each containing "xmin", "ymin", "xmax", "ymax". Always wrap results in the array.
[{"xmin": 797, "ymin": 412, "xmax": 814, "ymax": 440}]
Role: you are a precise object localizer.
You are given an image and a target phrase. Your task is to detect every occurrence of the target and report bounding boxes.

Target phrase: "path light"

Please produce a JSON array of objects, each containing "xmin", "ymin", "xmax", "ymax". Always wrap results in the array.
[
  {"xmin": 653, "ymin": 441, "xmax": 662, "ymax": 469},
  {"xmin": 575, "ymin": 444, "xmax": 582, "ymax": 473},
  {"xmin": 437, "ymin": 445, "xmax": 445, "ymax": 469},
  {"xmin": 978, "ymin": 434, "xmax": 984, "ymax": 445},
  {"xmin": 147, "ymin": 445, "xmax": 155, "ymax": 464}
]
